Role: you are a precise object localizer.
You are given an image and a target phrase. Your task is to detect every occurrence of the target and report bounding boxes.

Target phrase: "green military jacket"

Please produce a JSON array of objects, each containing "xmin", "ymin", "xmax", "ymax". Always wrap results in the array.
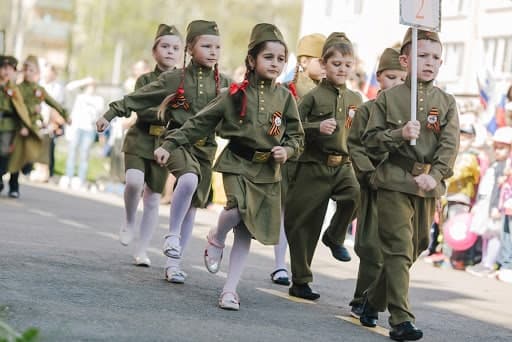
[
  {"xmin": 347, "ymin": 99, "xmax": 387, "ymax": 183},
  {"xmin": 0, "ymin": 81, "xmax": 41, "ymax": 171},
  {"xmin": 161, "ymin": 74, "xmax": 304, "ymax": 184},
  {"xmin": 363, "ymin": 77, "xmax": 459, "ymax": 198},
  {"xmin": 18, "ymin": 80, "xmax": 67, "ymax": 129},
  {"xmin": 122, "ymin": 66, "xmax": 166, "ymax": 159},
  {"xmin": 105, "ymin": 61, "xmax": 231, "ymax": 162},
  {"xmin": 298, "ymin": 79, "xmax": 362, "ymax": 163}
]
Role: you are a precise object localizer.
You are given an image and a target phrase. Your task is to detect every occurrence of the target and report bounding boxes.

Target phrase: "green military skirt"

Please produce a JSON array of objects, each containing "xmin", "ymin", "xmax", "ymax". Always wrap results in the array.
[
  {"xmin": 222, "ymin": 173, "xmax": 281, "ymax": 245},
  {"xmin": 165, "ymin": 145, "xmax": 213, "ymax": 208},
  {"xmin": 124, "ymin": 153, "xmax": 168, "ymax": 194}
]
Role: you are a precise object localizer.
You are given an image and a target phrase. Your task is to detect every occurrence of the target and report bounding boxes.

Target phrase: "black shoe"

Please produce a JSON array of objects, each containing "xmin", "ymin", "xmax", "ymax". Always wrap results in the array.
[
  {"xmin": 0, "ymin": 182, "xmax": 3, "ymax": 193},
  {"xmin": 289, "ymin": 283, "xmax": 320, "ymax": 300},
  {"xmin": 359, "ymin": 297, "xmax": 378, "ymax": 327},
  {"xmin": 270, "ymin": 268, "xmax": 291, "ymax": 286},
  {"xmin": 322, "ymin": 233, "xmax": 351, "ymax": 262},
  {"xmin": 389, "ymin": 321, "xmax": 423, "ymax": 341},
  {"xmin": 8, "ymin": 191, "xmax": 19, "ymax": 199},
  {"xmin": 350, "ymin": 303, "xmax": 364, "ymax": 319}
]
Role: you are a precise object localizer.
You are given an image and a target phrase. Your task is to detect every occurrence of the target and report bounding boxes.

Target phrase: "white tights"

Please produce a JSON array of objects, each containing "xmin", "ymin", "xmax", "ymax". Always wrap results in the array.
[{"xmin": 272, "ymin": 212, "xmax": 288, "ymax": 279}]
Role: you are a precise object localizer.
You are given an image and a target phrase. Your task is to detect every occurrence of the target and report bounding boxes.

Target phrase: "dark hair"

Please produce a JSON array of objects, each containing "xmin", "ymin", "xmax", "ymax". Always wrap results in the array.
[
  {"xmin": 232, "ymin": 40, "xmax": 288, "ymax": 116},
  {"xmin": 322, "ymin": 42, "xmax": 354, "ymax": 62},
  {"xmin": 507, "ymin": 84, "xmax": 512, "ymax": 102}
]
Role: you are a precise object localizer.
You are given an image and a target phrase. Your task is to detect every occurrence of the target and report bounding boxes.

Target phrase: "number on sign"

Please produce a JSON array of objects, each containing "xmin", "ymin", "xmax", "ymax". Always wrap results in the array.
[{"xmin": 416, "ymin": 0, "xmax": 425, "ymax": 19}]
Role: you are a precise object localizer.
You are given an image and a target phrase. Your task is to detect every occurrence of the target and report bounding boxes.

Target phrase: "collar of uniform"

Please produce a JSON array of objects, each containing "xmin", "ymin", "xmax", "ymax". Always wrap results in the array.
[
  {"xmin": 187, "ymin": 61, "xmax": 213, "ymax": 76},
  {"xmin": 320, "ymin": 79, "xmax": 347, "ymax": 94},
  {"xmin": 404, "ymin": 76, "xmax": 434, "ymax": 91},
  {"xmin": 249, "ymin": 73, "xmax": 275, "ymax": 89},
  {"xmin": 154, "ymin": 65, "xmax": 176, "ymax": 76}
]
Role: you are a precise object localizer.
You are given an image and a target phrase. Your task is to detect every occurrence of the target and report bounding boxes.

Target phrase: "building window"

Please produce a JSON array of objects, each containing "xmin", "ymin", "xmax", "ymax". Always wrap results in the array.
[
  {"xmin": 484, "ymin": 37, "xmax": 512, "ymax": 74},
  {"xmin": 443, "ymin": 0, "xmax": 471, "ymax": 16},
  {"xmin": 442, "ymin": 42, "xmax": 465, "ymax": 79}
]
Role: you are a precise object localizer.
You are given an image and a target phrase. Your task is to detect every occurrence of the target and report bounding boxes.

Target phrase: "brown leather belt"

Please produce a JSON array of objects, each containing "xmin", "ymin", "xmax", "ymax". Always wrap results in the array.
[
  {"xmin": 326, "ymin": 154, "xmax": 350, "ymax": 167},
  {"xmin": 388, "ymin": 154, "xmax": 431, "ymax": 176},
  {"xmin": 227, "ymin": 143, "xmax": 272, "ymax": 163}
]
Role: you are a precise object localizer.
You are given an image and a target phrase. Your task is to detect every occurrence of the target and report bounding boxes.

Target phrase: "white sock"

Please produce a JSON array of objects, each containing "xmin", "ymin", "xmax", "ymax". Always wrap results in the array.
[
  {"xmin": 135, "ymin": 185, "xmax": 160, "ymax": 256},
  {"xmin": 483, "ymin": 236, "xmax": 501, "ymax": 269},
  {"xmin": 223, "ymin": 223, "xmax": 252, "ymax": 294},
  {"xmin": 272, "ymin": 212, "xmax": 288, "ymax": 279},
  {"xmin": 207, "ymin": 208, "xmax": 242, "ymax": 261},
  {"xmin": 124, "ymin": 169, "xmax": 144, "ymax": 232},
  {"xmin": 167, "ymin": 173, "xmax": 198, "ymax": 246},
  {"xmin": 166, "ymin": 207, "xmax": 197, "ymax": 273}
]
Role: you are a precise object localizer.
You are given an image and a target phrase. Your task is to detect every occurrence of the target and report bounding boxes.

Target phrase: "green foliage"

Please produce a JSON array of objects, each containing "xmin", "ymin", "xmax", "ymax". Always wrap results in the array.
[
  {"xmin": 70, "ymin": 0, "xmax": 301, "ymax": 82},
  {"xmin": 0, "ymin": 320, "xmax": 39, "ymax": 342}
]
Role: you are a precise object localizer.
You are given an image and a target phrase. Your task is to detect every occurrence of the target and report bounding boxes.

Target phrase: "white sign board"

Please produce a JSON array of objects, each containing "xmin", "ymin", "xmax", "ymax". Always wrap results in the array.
[{"xmin": 400, "ymin": 0, "xmax": 441, "ymax": 32}]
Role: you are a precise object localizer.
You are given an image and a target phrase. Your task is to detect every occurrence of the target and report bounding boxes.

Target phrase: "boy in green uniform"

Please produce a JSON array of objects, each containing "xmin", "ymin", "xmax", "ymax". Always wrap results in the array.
[
  {"xmin": 9, "ymin": 55, "xmax": 68, "ymax": 198},
  {"xmin": 285, "ymin": 33, "xmax": 362, "ymax": 300},
  {"xmin": 360, "ymin": 29, "xmax": 459, "ymax": 341},
  {"xmin": 0, "ymin": 56, "xmax": 40, "ymax": 195},
  {"xmin": 347, "ymin": 47, "xmax": 406, "ymax": 318}
]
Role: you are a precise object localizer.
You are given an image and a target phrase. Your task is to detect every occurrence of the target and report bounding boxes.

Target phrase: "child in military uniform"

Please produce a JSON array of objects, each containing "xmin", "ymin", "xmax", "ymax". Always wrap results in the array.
[
  {"xmin": 360, "ymin": 29, "xmax": 459, "ymax": 341},
  {"xmin": 154, "ymin": 23, "xmax": 303, "ymax": 310},
  {"xmin": 270, "ymin": 33, "xmax": 326, "ymax": 287},
  {"xmin": 0, "ymin": 56, "xmax": 40, "ymax": 195},
  {"xmin": 97, "ymin": 20, "xmax": 231, "ymax": 283},
  {"xmin": 115, "ymin": 24, "xmax": 183, "ymax": 267},
  {"xmin": 347, "ymin": 47, "xmax": 406, "ymax": 318},
  {"xmin": 8, "ymin": 55, "xmax": 68, "ymax": 198},
  {"xmin": 284, "ymin": 32, "xmax": 362, "ymax": 300}
]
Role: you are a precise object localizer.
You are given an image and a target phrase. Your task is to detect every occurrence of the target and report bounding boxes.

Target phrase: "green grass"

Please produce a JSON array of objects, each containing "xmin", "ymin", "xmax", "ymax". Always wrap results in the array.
[{"xmin": 53, "ymin": 142, "xmax": 110, "ymax": 182}]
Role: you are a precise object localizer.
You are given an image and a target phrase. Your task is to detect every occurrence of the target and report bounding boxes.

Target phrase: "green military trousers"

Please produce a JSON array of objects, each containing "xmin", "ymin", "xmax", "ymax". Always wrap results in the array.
[
  {"xmin": 367, "ymin": 189, "xmax": 434, "ymax": 326},
  {"xmin": 350, "ymin": 185, "xmax": 383, "ymax": 307},
  {"xmin": 285, "ymin": 161, "xmax": 360, "ymax": 284}
]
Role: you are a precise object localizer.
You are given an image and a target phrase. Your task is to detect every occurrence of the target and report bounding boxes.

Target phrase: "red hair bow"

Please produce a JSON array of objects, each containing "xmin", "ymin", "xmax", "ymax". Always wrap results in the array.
[{"xmin": 229, "ymin": 80, "xmax": 249, "ymax": 117}]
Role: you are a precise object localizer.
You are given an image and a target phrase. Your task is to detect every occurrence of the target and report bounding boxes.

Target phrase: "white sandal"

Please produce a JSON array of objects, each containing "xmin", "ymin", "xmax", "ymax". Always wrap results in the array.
[
  {"xmin": 204, "ymin": 231, "xmax": 224, "ymax": 274},
  {"xmin": 165, "ymin": 267, "xmax": 187, "ymax": 284},
  {"xmin": 218, "ymin": 292, "xmax": 240, "ymax": 311},
  {"xmin": 163, "ymin": 234, "xmax": 181, "ymax": 259}
]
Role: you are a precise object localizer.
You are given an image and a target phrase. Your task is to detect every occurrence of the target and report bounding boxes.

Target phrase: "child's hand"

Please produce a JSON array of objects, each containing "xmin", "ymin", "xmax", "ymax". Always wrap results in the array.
[
  {"xmin": 319, "ymin": 118, "xmax": 337, "ymax": 135},
  {"xmin": 402, "ymin": 120, "xmax": 420, "ymax": 140},
  {"xmin": 414, "ymin": 174, "xmax": 437, "ymax": 191},
  {"xmin": 20, "ymin": 127, "xmax": 29, "ymax": 137},
  {"xmin": 271, "ymin": 146, "xmax": 288, "ymax": 164},
  {"xmin": 491, "ymin": 207, "xmax": 501, "ymax": 220},
  {"xmin": 96, "ymin": 117, "xmax": 109, "ymax": 132},
  {"xmin": 154, "ymin": 147, "xmax": 170, "ymax": 166}
]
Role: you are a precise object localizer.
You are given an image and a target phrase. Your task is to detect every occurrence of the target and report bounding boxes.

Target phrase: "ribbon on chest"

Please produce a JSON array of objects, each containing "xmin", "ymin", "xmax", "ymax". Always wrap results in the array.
[
  {"xmin": 268, "ymin": 111, "xmax": 282, "ymax": 136},
  {"xmin": 344, "ymin": 105, "xmax": 357, "ymax": 128},
  {"xmin": 426, "ymin": 107, "xmax": 440, "ymax": 133}
]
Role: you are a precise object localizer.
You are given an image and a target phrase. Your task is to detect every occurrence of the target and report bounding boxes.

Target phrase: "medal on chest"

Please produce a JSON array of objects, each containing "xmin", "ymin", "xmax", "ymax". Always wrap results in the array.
[
  {"xmin": 426, "ymin": 107, "xmax": 440, "ymax": 133},
  {"xmin": 344, "ymin": 105, "xmax": 357, "ymax": 128},
  {"xmin": 268, "ymin": 111, "xmax": 282, "ymax": 136},
  {"xmin": 3, "ymin": 86, "xmax": 14, "ymax": 97},
  {"xmin": 34, "ymin": 88, "xmax": 44, "ymax": 100}
]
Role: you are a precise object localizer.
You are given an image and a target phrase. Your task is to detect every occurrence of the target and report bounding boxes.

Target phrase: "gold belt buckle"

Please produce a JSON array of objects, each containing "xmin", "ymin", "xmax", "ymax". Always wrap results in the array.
[
  {"xmin": 194, "ymin": 137, "xmax": 207, "ymax": 147},
  {"xmin": 327, "ymin": 155, "xmax": 343, "ymax": 167},
  {"xmin": 411, "ymin": 162, "xmax": 431, "ymax": 176},
  {"xmin": 252, "ymin": 151, "xmax": 271, "ymax": 163},
  {"xmin": 149, "ymin": 125, "xmax": 165, "ymax": 136}
]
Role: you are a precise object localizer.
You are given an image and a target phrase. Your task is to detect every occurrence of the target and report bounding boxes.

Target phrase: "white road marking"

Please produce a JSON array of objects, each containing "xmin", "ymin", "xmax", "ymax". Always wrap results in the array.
[
  {"xmin": 58, "ymin": 219, "xmax": 91, "ymax": 229},
  {"xmin": 96, "ymin": 232, "xmax": 119, "ymax": 240},
  {"xmin": 29, "ymin": 209, "xmax": 55, "ymax": 217}
]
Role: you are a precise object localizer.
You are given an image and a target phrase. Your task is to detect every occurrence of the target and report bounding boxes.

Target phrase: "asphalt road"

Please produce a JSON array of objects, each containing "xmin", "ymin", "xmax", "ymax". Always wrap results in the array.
[{"xmin": 1, "ymin": 182, "xmax": 511, "ymax": 342}]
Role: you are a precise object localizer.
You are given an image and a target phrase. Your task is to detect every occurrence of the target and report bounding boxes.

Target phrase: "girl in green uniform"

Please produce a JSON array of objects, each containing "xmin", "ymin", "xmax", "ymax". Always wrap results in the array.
[
  {"xmin": 154, "ymin": 23, "xmax": 304, "ymax": 310},
  {"xmin": 97, "ymin": 20, "xmax": 231, "ymax": 283},
  {"xmin": 9, "ymin": 55, "xmax": 68, "ymax": 198},
  {"xmin": 118, "ymin": 24, "xmax": 183, "ymax": 267}
]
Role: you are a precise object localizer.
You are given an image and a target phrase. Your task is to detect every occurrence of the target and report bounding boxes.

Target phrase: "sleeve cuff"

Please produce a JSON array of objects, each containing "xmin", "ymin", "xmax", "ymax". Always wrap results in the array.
[
  {"xmin": 103, "ymin": 109, "xmax": 117, "ymax": 121},
  {"xmin": 429, "ymin": 168, "xmax": 443, "ymax": 184},
  {"xmin": 284, "ymin": 146, "xmax": 295, "ymax": 160},
  {"xmin": 390, "ymin": 128, "xmax": 403, "ymax": 141},
  {"xmin": 161, "ymin": 141, "xmax": 177, "ymax": 152}
]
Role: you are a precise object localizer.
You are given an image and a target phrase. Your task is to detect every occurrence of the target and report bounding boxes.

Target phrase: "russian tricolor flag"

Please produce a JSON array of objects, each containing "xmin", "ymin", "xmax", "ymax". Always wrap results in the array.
[
  {"xmin": 365, "ymin": 66, "xmax": 379, "ymax": 100},
  {"xmin": 477, "ymin": 76, "xmax": 490, "ymax": 110}
]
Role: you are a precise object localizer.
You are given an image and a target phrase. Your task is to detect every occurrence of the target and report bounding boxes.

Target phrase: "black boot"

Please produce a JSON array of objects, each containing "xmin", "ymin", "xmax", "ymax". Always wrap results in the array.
[
  {"xmin": 389, "ymin": 321, "xmax": 423, "ymax": 341},
  {"xmin": 289, "ymin": 282, "xmax": 320, "ymax": 300},
  {"xmin": 322, "ymin": 232, "xmax": 351, "ymax": 262},
  {"xmin": 359, "ymin": 296, "xmax": 378, "ymax": 327}
]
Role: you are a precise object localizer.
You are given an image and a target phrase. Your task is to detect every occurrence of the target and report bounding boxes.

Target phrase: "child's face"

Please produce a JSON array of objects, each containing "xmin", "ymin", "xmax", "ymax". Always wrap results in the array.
[
  {"xmin": 188, "ymin": 35, "xmax": 221, "ymax": 68},
  {"xmin": 322, "ymin": 51, "xmax": 354, "ymax": 86},
  {"xmin": 305, "ymin": 57, "xmax": 325, "ymax": 81},
  {"xmin": 401, "ymin": 40, "xmax": 442, "ymax": 82},
  {"xmin": 23, "ymin": 62, "xmax": 39, "ymax": 83},
  {"xmin": 249, "ymin": 41, "xmax": 286, "ymax": 81},
  {"xmin": 494, "ymin": 142, "xmax": 511, "ymax": 161},
  {"xmin": 376, "ymin": 69, "xmax": 406, "ymax": 91},
  {"xmin": 153, "ymin": 35, "xmax": 182, "ymax": 70}
]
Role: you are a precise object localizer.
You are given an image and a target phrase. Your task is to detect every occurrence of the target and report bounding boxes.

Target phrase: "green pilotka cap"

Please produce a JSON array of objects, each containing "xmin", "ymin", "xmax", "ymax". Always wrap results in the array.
[
  {"xmin": 322, "ymin": 32, "xmax": 352, "ymax": 55},
  {"xmin": 377, "ymin": 48, "xmax": 405, "ymax": 74},
  {"xmin": 155, "ymin": 24, "xmax": 182, "ymax": 40},
  {"xmin": 186, "ymin": 20, "xmax": 219, "ymax": 44},
  {"xmin": 297, "ymin": 33, "xmax": 326, "ymax": 58},
  {"xmin": 248, "ymin": 23, "xmax": 286, "ymax": 50},
  {"xmin": 400, "ymin": 28, "xmax": 441, "ymax": 54},
  {"xmin": 0, "ymin": 55, "xmax": 18, "ymax": 70}
]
